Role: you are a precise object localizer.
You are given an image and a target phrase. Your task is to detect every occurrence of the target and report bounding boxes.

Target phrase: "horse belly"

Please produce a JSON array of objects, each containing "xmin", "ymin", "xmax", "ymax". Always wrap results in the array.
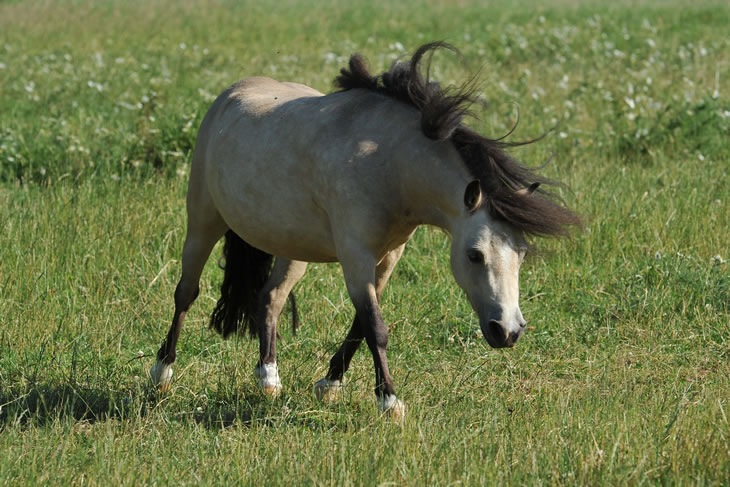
[
  {"xmin": 208, "ymin": 159, "xmax": 337, "ymax": 262},
  {"xmin": 226, "ymin": 205, "xmax": 337, "ymax": 263}
]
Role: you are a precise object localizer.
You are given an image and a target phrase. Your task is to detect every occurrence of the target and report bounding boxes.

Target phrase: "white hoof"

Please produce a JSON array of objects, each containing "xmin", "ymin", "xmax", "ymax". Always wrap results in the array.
[
  {"xmin": 314, "ymin": 378, "xmax": 344, "ymax": 403},
  {"xmin": 254, "ymin": 363, "xmax": 282, "ymax": 398},
  {"xmin": 377, "ymin": 394, "xmax": 406, "ymax": 421},
  {"xmin": 150, "ymin": 361, "xmax": 173, "ymax": 394}
]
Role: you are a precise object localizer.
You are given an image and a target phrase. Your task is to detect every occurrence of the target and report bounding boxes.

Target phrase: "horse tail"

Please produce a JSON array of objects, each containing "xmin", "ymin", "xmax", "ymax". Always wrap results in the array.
[
  {"xmin": 209, "ymin": 230, "xmax": 300, "ymax": 338},
  {"xmin": 209, "ymin": 230, "xmax": 273, "ymax": 338}
]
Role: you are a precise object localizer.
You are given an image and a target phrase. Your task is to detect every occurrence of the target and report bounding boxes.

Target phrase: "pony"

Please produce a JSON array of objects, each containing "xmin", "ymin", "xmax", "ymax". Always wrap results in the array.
[{"xmin": 149, "ymin": 42, "xmax": 580, "ymax": 418}]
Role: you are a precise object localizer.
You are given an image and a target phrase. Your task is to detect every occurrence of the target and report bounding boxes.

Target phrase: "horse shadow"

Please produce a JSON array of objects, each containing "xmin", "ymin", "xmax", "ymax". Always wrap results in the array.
[{"xmin": 0, "ymin": 381, "xmax": 350, "ymax": 431}]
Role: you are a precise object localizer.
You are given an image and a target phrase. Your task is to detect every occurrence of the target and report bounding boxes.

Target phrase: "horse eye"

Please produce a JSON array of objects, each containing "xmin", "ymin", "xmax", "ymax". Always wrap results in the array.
[{"xmin": 466, "ymin": 249, "xmax": 484, "ymax": 264}]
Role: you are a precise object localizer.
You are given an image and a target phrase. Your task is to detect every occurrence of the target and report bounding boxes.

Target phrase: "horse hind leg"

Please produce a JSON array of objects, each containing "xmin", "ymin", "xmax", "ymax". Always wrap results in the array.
[
  {"xmin": 254, "ymin": 258, "xmax": 307, "ymax": 398},
  {"xmin": 150, "ymin": 204, "xmax": 227, "ymax": 393}
]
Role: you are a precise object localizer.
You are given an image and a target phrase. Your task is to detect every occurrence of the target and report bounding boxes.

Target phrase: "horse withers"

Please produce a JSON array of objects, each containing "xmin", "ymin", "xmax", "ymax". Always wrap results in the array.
[{"xmin": 149, "ymin": 42, "xmax": 580, "ymax": 418}]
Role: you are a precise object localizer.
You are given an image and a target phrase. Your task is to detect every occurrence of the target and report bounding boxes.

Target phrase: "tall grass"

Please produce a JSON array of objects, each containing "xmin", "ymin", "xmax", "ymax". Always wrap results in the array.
[{"xmin": 1, "ymin": 0, "xmax": 728, "ymax": 484}]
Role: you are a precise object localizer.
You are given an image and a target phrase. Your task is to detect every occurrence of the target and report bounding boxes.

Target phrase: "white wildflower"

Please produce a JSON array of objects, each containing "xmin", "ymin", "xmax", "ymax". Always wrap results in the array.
[
  {"xmin": 87, "ymin": 80, "xmax": 103, "ymax": 92},
  {"xmin": 390, "ymin": 41, "xmax": 405, "ymax": 52},
  {"xmin": 712, "ymin": 255, "xmax": 726, "ymax": 265},
  {"xmin": 137, "ymin": 350, "xmax": 144, "ymax": 357}
]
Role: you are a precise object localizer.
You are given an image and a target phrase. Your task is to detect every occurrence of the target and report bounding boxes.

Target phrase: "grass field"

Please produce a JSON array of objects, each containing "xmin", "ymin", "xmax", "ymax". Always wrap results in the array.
[{"xmin": 1, "ymin": 0, "xmax": 729, "ymax": 484}]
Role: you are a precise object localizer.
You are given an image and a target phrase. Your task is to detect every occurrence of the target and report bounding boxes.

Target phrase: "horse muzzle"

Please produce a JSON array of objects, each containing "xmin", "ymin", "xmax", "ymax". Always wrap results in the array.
[{"xmin": 481, "ymin": 319, "xmax": 525, "ymax": 348}]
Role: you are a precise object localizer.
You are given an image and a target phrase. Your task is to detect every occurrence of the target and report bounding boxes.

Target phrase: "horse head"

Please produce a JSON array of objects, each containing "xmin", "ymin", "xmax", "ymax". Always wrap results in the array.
[{"xmin": 449, "ymin": 181, "xmax": 541, "ymax": 348}]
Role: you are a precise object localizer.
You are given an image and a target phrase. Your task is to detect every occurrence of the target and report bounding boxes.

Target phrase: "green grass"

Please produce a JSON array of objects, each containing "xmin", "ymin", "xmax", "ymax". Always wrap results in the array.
[{"xmin": 1, "ymin": 0, "xmax": 728, "ymax": 484}]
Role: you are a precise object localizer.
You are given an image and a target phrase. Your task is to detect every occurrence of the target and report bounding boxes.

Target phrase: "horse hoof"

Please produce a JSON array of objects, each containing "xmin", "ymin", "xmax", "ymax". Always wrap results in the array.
[
  {"xmin": 150, "ymin": 361, "xmax": 173, "ymax": 394},
  {"xmin": 255, "ymin": 363, "xmax": 282, "ymax": 398},
  {"xmin": 314, "ymin": 378, "xmax": 343, "ymax": 403},
  {"xmin": 261, "ymin": 384, "xmax": 282, "ymax": 398},
  {"xmin": 377, "ymin": 394, "xmax": 405, "ymax": 421}
]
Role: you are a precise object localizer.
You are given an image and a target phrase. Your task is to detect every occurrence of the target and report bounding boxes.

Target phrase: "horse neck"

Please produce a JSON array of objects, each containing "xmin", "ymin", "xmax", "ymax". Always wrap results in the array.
[{"xmin": 396, "ymin": 140, "xmax": 471, "ymax": 234}]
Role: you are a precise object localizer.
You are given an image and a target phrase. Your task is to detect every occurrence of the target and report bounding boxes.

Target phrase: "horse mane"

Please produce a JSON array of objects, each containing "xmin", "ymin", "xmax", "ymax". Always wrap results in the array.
[{"xmin": 334, "ymin": 42, "xmax": 581, "ymax": 237}]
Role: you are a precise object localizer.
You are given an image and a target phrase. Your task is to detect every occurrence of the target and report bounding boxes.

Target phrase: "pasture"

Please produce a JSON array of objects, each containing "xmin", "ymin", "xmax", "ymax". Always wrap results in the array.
[{"xmin": 1, "ymin": 0, "xmax": 728, "ymax": 484}]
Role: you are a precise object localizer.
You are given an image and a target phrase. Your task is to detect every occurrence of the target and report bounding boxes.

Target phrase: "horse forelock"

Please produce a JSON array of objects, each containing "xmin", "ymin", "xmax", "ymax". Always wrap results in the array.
[{"xmin": 334, "ymin": 42, "xmax": 581, "ymax": 238}]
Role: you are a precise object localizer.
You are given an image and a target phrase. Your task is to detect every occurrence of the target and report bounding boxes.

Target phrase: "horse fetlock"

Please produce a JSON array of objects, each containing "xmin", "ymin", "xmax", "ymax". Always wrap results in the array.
[
  {"xmin": 314, "ymin": 378, "xmax": 344, "ymax": 402},
  {"xmin": 254, "ymin": 363, "xmax": 282, "ymax": 398},
  {"xmin": 377, "ymin": 394, "xmax": 406, "ymax": 421},
  {"xmin": 150, "ymin": 361, "xmax": 173, "ymax": 394}
]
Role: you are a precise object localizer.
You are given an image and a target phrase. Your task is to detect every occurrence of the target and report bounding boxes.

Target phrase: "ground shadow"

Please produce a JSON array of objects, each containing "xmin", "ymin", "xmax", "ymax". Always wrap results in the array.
[
  {"xmin": 0, "ymin": 382, "xmax": 350, "ymax": 431},
  {"xmin": 0, "ymin": 383, "xmax": 135, "ymax": 427}
]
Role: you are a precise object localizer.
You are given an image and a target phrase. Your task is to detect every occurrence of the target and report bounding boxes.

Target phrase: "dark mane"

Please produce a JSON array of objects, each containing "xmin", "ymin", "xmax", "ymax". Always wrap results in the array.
[{"xmin": 334, "ymin": 42, "xmax": 581, "ymax": 237}]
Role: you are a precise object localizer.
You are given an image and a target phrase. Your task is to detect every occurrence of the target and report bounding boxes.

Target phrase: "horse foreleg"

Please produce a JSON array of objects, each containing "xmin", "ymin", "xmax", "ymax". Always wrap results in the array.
[
  {"xmin": 316, "ymin": 244, "xmax": 405, "ymax": 403},
  {"xmin": 254, "ymin": 258, "xmax": 307, "ymax": 398},
  {"xmin": 334, "ymin": 244, "xmax": 406, "ymax": 419},
  {"xmin": 151, "ymin": 213, "xmax": 226, "ymax": 393}
]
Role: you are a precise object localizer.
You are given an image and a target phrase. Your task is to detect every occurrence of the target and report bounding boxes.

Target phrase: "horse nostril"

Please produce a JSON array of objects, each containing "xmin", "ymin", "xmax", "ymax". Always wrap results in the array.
[
  {"xmin": 508, "ymin": 330, "xmax": 521, "ymax": 346},
  {"xmin": 487, "ymin": 320, "xmax": 503, "ymax": 340},
  {"xmin": 519, "ymin": 320, "xmax": 527, "ymax": 329}
]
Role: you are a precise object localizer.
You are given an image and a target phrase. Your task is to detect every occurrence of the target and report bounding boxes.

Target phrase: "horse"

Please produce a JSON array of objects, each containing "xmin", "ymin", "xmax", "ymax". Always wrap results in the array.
[{"xmin": 149, "ymin": 42, "xmax": 580, "ymax": 418}]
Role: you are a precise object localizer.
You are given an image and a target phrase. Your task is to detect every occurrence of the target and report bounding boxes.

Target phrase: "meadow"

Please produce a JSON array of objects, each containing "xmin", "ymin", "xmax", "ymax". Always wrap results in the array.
[{"xmin": 1, "ymin": 0, "xmax": 728, "ymax": 484}]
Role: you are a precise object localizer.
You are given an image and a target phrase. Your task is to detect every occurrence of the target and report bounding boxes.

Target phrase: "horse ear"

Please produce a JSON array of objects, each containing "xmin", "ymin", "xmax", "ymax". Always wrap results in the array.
[
  {"xmin": 464, "ymin": 180, "xmax": 482, "ymax": 211},
  {"xmin": 516, "ymin": 182, "xmax": 540, "ymax": 197}
]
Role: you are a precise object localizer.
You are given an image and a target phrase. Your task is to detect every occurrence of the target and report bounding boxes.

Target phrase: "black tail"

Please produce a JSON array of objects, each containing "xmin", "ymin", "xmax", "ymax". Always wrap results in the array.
[
  {"xmin": 209, "ymin": 230, "xmax": 300, "ymax": 338},
  {"xmin": 209, "ymin": 230, "xmax": 273, "ymax": 338}
]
